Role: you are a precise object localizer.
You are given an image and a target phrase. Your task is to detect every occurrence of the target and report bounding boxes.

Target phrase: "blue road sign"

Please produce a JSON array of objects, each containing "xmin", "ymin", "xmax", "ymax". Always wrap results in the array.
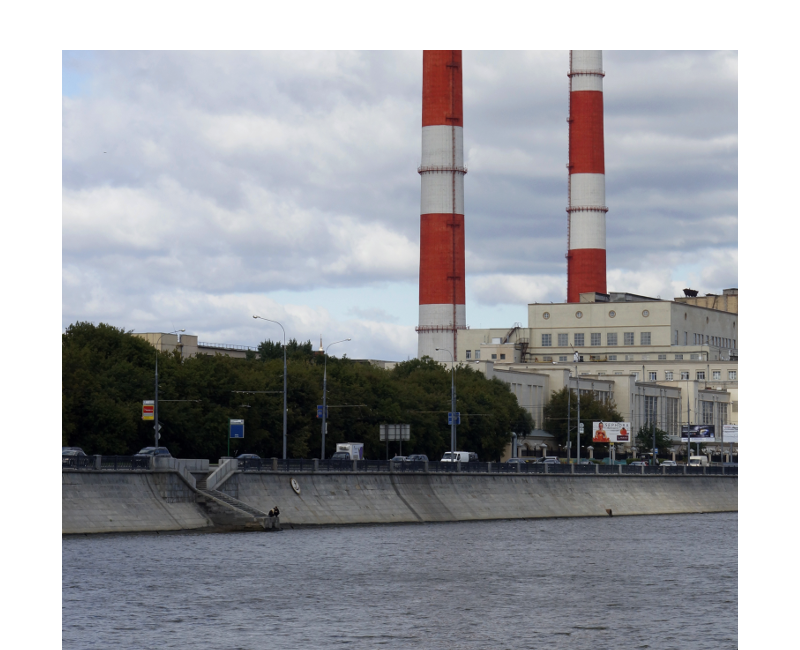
[
  {"xmin": 317, "ymin": 405, "xmax": 329, "ymax": 419},
  {"xmin": 230, "ymin": 419, "xmax": 245, "ymax": 439},
  {"xmin": 447, "ymin": 412, "xmax": 461, "ymax": 425}
]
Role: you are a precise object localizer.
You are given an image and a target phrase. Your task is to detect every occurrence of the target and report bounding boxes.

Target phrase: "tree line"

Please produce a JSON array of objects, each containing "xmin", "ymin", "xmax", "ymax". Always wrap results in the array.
[{"xmin": 62, "ymin": 322, "xmax": 533, "ymax": 461}]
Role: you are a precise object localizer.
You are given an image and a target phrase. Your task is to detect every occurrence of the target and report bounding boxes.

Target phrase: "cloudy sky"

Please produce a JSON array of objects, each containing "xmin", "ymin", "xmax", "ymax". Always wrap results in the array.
[{"xmin": 62, "ymin": 50, "xmax": 738, "ymax": 360}]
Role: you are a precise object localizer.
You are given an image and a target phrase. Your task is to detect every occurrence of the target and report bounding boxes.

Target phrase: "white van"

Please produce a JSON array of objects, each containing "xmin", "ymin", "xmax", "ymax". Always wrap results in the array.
[
  {"xmin": 688, "ymin": 455, "xmax": 708, "ymax": 467},
  {"xmin": 441, "ymin": 451, "xmax": 470, "ymax": 463}
]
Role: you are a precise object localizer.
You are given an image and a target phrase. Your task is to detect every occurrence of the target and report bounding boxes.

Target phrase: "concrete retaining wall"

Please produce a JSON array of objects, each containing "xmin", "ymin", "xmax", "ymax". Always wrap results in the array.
[
  {"xmin": 62, "ymin": 471, "xmax": 212, "ymax": 534},
  {"xmin": 220, "ymin": 472, "xmax": 737, "ymax": 526}
]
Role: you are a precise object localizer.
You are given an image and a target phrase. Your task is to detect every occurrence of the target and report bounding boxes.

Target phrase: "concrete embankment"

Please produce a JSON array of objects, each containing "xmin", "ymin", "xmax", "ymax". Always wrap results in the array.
[
  {"xmin": 63, "ymin": 469, "xmax": 737, "ymax": 535},
  {"xmin": 222, "ymin": 472, "xmax": 736, "ymax": 526},
  {"xmin": 62, "ymin": 471, "xmax": 213, "ymax": 535}
]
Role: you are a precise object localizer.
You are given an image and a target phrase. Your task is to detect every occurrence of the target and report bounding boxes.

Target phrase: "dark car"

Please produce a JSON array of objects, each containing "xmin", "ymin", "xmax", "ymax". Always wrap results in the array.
[
  {"xmin": 62, "ymin": 447, "xmax": 87, "ymax": 467},
  {"xmin": 468, "ymin": 452, "xmax": 479, "ymax": 463},
  {"xmin": 236, "ymin": 454, "xmax": 260, "ymax": 460},
  {"xmin": 505, "ymin": 458, "xmax": 527, "ymax": 465},
  {"xmin": 390, "ymin": 455, "xmax": 407, "ymax": 462},
  {"xmin": 134, "ymin": 446, "xmax": 171, "ymax": 457},
  {"xmin": 405, "ymin": 454, "xmax": 428, "ymax": 462},
  {"xmin": 330, "ymin": 451, "xmax": 352, "ymax": 461}
]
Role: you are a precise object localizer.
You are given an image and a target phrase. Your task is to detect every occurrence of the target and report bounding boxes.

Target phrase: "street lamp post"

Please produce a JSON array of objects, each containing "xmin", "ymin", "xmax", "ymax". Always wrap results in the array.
[
  {"xmin": 253, "ymin": 316, "xmax": 288, "ymax": 460},
  {"xmin": 154, "ymin": 329, "xmax": 184, "ymax": 451},
  {"xmin": 571, "ymin": 346, "xmax": 581, "ymax": 463},
  {"xmin": 436, "ymin": 348, "xmax": 456, "ymax": 454},
  {"xmin": 322, "ymin": 338, "xmax": 351, "ymax": 459}
]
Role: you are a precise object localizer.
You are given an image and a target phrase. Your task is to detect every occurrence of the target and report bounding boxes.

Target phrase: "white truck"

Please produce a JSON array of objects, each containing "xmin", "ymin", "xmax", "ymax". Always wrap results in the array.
[
  {"xmin": 441, "ymin": 451, "xmax": 471, "ymax": 463},
  {"xmin": 332, "ymin": 443, "xmax": 364, "ymax": 460},
  {"xmin": 688, "ymin": 455, "xmax": 709, "ymax": 467}
]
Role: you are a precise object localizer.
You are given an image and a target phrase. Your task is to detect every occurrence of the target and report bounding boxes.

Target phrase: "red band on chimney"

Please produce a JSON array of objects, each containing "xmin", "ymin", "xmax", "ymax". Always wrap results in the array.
[
  {"xmin": 567, "ymin": 248, "xmax": 607, "ymax": 302},
  {"xmin": 569, "ymin": 91, "xmax": 605, "ymax": 175},
  {"xmin": 422, "ymin": 51, "xmax": 463, "ymax": 127},
  {"xmin": 419, "ymin": 213, "xmax": 466, "ymax": 305}
]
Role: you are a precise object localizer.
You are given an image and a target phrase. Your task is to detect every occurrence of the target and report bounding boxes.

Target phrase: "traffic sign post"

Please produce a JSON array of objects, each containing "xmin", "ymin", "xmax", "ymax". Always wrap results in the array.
[
  {"xmin": 316, "ymin": 405, "xmax": 329, "ymax": 419},
  {"xmin": 229, "ymin": 419, "xmax": 244, "ymax": 457},
  {"xmin": 447, "ymin": 412, "xmax": 461, "ymax": 426}
]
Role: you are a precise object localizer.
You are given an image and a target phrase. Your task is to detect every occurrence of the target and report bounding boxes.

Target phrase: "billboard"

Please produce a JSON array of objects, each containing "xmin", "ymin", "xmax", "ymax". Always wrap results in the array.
[
  {"xmin": 681, "ymin": 424, "xmax": 715, "ymax": 442},
  {"xmin": 722, "ymin": 424, "xmax": 738, "ymax": 444},
  {"xmin": 380, "ymin": 424, "xmax": 410, "ymax": 441},
  {"xmin": 592, "ymin": 422, "xmax": 631, "ymax": 444}
]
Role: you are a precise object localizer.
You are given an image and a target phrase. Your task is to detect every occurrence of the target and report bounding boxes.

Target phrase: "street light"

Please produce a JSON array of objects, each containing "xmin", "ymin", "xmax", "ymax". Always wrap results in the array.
[
  {"xmin": 435, "ymin": 348, "xmax": 456, "ymax": 454},
  {"xmin": 321, "ymin": 338, "xmax": 351, "ymax": 459},
  {"xmin": 154, "ymin": 329, "xmax": 184, "ymax": 450},
  {"xmin": 570, "ymin": 344, "xmax": 581, "ymax": 463},
  {"xmin": 253, "ymin": 315, "xmax": 288, "ymax": 460}
]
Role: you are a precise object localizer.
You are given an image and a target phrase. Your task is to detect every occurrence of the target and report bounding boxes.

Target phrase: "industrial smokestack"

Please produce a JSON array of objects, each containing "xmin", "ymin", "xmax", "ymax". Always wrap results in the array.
[
  {"xmin": 567, "ymin": 50, "xmax": 607, "ymax": 302},
  {"xmin": 417, "ymin": 50, "xmax": 467, "ymax": 361}
]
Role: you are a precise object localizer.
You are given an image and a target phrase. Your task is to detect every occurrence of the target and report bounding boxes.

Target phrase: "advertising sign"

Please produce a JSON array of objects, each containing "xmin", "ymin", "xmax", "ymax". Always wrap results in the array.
[
  {"xmin": 229, "ymin": 419, "xmax": 245, "ymax": 439},
  {"xmin": 681, "ymin": 424, "xmax": 715, "ymax": 442},
  {"xmin": 722, "ymin": 424, "xmax": 738, "ymax": 444},
  {"xmin": 142, "ymin": 400, "xmax": 154, "ymax": 421},
  {"xmin": 380, "ymin": 424, "xmax": 410, "ymax": 441},
  {"xmin": 592, "ymin": 422, "xmax": 631, "ymax": 443}
]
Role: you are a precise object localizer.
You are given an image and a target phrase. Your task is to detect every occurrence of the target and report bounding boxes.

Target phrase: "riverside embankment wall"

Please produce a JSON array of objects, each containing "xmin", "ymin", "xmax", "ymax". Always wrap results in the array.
[
  {"xmin": 62, "ymin": 471, "xmax": 212, "ymax": 534},
  {"xmin": 63, "ymin": 470, "xmax": 737, "ymax": 534},
  {"xmin": 221, "ymin": 472, "xmax": 737, "ymax": 526}
]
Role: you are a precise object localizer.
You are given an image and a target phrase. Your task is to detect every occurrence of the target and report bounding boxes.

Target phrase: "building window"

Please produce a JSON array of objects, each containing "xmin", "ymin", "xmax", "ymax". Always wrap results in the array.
[
  {"xmin": 591, "ymin": 333, "xmax": 601, "ymax": 346},
  {"xmin": 559, "ymin": 356, "xmax": 568, "ymax": 362},
  {"xmin": 649, "ymin": 372, "xmax": 657, "ymax": 381},
  {"xmin": 598, "ymin": 372, "xmax": 606, "ymax": 375},
  {"xmin": 500, "ymin": 354, "xmax": 506, "ymax": 360},
  {"xmin": 632, "ymin": 372, "xmax": 639, "ymax": 381},
  {"xmin": 696, "ymin": 371, "xmax": 705, "ymax": 380},
  {"xmin": 665, "ymin": 371, "xmax": 673, "ymax": 381},
  {"xmin": 491, "ymin": 354, "xmax": 497, "ymax": 360},
  {"xmin": 641, "ymin": 332, "xmax": 651, "ymax": 345},
  {"xmin": 674, "ymin": 330, "xmax": 678, "ymax": 345},
  {"xmin": 624, "ymin": 332, "xmax": 634, "ymax": 345},
  {"xmin": 543, "ymin": 312, "xmax": 550, "ymax": 319},
  {"xmin": 475, "ymin": 350, "xmax": 480, "ymax": 360},
  {"xmin": 558, "ymin": 333, "xmax": 568, "ymax": 346},
  {"xmin": 684, "ymin": 332, "xmax": 687, "ymax": 345},
  {"xmin": 690, "ymin": 354, "xmax": 701, "ymax": 360},
  {"xmin": 728, "ymin": 370, "xmax": 737, "ymax": 380},
  {"xmin": 607, "ymin": 332, "xmax": 618, "ymax": 346},
  {"xmin": 645, "ymin": 395, "xmax": 658, "ymax": 423},
  {"xmin": 701, "ymin": 401, "xmax": 713, "ymax": 424},
  {"xmin": 658, "ymin": 354, "xmax": 666, "ymax": 360},
  {"xmin": 675, "ymin": 354, "xmax": 683, "ymax": 360},
  {"xmin": 625, "ymin": 354, "xmax": 634, "ymax": 361},
  {"xmin": 641, "ymin": 355, "xmax": 649, "ymax": 360},
  {"xmin": 542, "ymin": 334, "xmax": 552, "ymax": 347},
  {"xmin": 712, "ymin": 370, "xmax": 721, "ymax": 380},
  {"xmin": 680, "ymin": 371, "xmax": 689, "ymax": 380},
  {"xmin": 542, "ymin": 356, "xmax": 551, "ymax": 361},
  {"xmin": 574, "ymin": 333, "xmax": 584, "ymax": 346},
  {"xmin": 614, "ymin": 371, "xmax": 623, "ymax": 375},
  {"xmin": 465, "ymin": 350, "xmax": 471, "ymax": 359},
  {"xmin": 608, "ymin": 355, "xmax": 617, "ymax": 361}
]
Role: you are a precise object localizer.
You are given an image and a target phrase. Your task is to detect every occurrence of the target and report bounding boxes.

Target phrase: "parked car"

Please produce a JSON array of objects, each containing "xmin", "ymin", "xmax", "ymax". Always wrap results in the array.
[
  {"xmin": 629, "ymin": 461, "xmax": 647, "ymax": 467},
  {"xmin": 236, "ymin": 454, "xmax": 260, "ymax": 460},
  {"xmin": 468, "ymin": 452, "xmax": 479, "ymax": 463},
  {"xmin": 505, "ymin": 458, "xmax": 527, "ymax": 466},
  {"xmin": 62, "ymin": 447, "xmax": 87, "ymax": 467},
  {"xmin": 660, "ymin": 460, "xmax": 678, "ymax": 467},
  {"xmin": 535, "ymin": 456, "xmax": 560, "ymax": 464},
  {"xmin": 330, "ymin": 451, "xmax": 354, "ymax": 461},
  {"xmin": 578, "ymin": 458, "xmax": 593, "ymax": 465},
  {"xmin": 390, "ymin": 455, "xmax": 407, "ymax": 462},
  {"xmin": 134, "ymin": 447, "xmax": 172, "ymax": 458},
  {"xmin": 405, "ymin": 454, "xmax": 428, "ymax": 462}
]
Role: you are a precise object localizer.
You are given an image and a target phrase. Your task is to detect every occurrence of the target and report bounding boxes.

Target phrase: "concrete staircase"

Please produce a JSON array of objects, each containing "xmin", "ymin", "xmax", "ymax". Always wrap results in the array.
[{"xmin": 194, "ymin": 480, "xmax": 280, "ymax": 531}]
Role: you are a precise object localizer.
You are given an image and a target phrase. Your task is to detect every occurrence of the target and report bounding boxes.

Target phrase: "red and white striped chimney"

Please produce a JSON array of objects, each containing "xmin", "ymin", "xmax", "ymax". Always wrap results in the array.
[
  {"xmin": 567, "ymin": 50, "xmax": 607, "ymax": 302},
  {"xmin": 417, "ymin": 50, "xmax": 467, "ymax": 361}
]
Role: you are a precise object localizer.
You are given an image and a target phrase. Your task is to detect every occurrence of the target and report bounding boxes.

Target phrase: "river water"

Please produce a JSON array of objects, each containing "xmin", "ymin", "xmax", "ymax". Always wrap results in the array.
[{"xmin": 63, "ymin": 513, "xmax": 737, "ymax": 649}]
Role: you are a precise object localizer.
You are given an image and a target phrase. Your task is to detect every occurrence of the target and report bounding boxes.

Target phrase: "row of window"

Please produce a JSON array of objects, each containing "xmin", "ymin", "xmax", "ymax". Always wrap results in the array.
[
  {"xmin": 693, "ymin": 333, "xmax": 735, "ymax": 348},
  {"xmin": 594, "ymin": 370, "xmax": 737, "ymax": 381},
  {"xmin": 542, "ymin": 332, "xmax": 652, "ymax": 347}
]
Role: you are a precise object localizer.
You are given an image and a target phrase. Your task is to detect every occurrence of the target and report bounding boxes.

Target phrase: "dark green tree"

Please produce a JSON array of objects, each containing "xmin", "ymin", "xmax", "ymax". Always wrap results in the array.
[
  {"xmin": 541, "ymin": 387, "xmax": 623, "ymax": 452},
  {"xmin": 635, "ymin": 425, "xmax": 674, "ymax": 456}
]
